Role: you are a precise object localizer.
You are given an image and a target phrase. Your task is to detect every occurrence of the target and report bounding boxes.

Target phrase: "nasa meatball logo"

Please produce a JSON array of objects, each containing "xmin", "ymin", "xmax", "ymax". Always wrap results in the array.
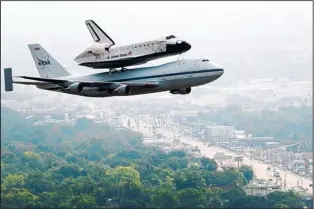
[
  {"xmin": 36, "ymin": 56, "xmax": 51, "ymax": 78},
  {"xmin": 37, "ymin": 57, "xmax": 51, "ymax": 66}
]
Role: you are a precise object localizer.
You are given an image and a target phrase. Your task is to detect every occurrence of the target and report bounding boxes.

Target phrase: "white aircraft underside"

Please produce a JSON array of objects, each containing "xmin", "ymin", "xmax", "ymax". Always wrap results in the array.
[
  {"xmin": 4, "ymin": 44, "xmax": 224, "ymax": 98},
  {"xmin": 38, "ymin": 69, "xmax": 223, "ymax": 97},
  {"xmin": 74, "ymin": 20, "xmax": 192, "ymax": 69}
]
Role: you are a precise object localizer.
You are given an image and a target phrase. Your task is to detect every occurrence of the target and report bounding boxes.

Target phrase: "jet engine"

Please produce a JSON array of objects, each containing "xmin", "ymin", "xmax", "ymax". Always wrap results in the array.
[
  {"xmin": 66, "ymin": 83, "xmax": 84, "ymax": 93},
  {"xmin": 113, "ymin": 85, "xmax": 131, "ymax": 95},
  {"xmin": 88, "ymin": 43, "xmax": 108, "ymax": 55},
  {"xmin": 170, "ymin": 87, "xmax": 191, "ymax": 95}
]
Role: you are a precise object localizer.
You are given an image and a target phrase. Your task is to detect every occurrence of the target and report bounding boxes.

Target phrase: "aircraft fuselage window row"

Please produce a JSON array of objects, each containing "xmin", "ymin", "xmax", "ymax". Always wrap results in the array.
[{"xmin": 110, "ymin": 42, "xmax": 162, "ymax": 53}]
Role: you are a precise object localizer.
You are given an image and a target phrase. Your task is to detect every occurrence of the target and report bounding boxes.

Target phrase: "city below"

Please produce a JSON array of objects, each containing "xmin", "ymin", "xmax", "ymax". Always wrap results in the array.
[
  {"xmin": 1, "ymin": 77, "xmax": 312, "ymax": 200},
  {"xmin": 5, "ymin": 102, "xmax": 312, "ymax": 199}
]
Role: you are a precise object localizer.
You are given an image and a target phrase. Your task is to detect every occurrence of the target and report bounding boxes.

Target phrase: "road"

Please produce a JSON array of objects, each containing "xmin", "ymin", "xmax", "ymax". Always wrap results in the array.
[{"xmin": 121, "ymin": 115, "xmax": 313, "ymax": 195}]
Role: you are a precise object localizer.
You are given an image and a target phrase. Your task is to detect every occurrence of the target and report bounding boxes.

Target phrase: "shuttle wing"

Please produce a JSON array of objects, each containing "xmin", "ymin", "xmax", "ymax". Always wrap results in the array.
[
  {"xmin": 15, "ymin": 76, "xmax": 159, "ymax": 89},
  {"xmin": 101, "ymin": 54, "xmax": 147, "ymax": 66},
  {"xmin": 104, "ymin": 56, "xmax": 134, "ymax": 63},
  {"xmin": 85, "ymin": 20, "xmax": 115, "ymax": 46}
]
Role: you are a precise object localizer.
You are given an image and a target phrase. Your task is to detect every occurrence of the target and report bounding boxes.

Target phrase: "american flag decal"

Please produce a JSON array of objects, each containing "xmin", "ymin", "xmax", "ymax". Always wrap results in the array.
[
  {"xmin": 128, "ymin": 51, "xmax": 132, "ymax": 56},
  {"xmin": 34, "ymin": 47, "xmax": 40, "ymax": 51}
]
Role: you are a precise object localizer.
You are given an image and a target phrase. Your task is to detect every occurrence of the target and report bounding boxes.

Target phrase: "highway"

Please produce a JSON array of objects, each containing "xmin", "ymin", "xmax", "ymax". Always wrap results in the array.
[{"xmin": 121, "ymin": 115, "xmax": 313, "ymax": 195}]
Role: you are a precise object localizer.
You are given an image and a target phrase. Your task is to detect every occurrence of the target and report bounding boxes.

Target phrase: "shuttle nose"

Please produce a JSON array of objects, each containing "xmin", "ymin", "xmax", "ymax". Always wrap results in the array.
[
  {"xmin": 166, "ymin": 40, "xmax": 191, "ymax": 54},
  {"xmin": 180, "ymin": 41, "xmax": 191, "ymax": 51}
]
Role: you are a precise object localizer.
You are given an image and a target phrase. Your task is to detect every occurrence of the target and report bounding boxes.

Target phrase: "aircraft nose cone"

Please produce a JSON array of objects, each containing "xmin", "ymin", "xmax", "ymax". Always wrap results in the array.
[{"xmin": 217, "ymin": 68, "xmax": 224, "ymax": 78}]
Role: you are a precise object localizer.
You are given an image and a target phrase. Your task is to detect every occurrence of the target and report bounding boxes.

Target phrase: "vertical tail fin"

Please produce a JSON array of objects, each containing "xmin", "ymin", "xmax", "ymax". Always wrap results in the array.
[
  {"xmin": 85, "ymin": 20, "xmax": 115, "ymax": 46},
  {"xmin": 28, "ymin": 44, "xmax": 71, "ymax": 78}
]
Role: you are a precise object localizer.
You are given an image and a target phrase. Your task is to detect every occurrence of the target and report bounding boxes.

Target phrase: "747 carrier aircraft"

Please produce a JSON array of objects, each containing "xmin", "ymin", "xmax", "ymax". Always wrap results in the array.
[
  {"xmin": 74, "ymin": 20, "xmax": 192, "ymax": 72},
  {"xmin": 4, "ymin": 44, "xmax": 224, "ymax": 98}
]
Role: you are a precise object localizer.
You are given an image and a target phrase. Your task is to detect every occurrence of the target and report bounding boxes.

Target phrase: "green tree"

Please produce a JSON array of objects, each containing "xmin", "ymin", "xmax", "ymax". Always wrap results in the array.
[
  {"xmin": 38, "ymin": 192, "xmax": 60, "ymax": 208},
  {"xmin": 168, "ymin": 157, "xmax": 189, "ymax": 170},
  {"xmin": 174, "ymin": 169, "xmax": 206, "ymax": 190},
  {"xmin": 151, "ymin": 188, "xmax": 178, "ymax": 208},
  {"xmin": 239, "ymin": 165, "xmax": 254, "ymax": 184},
  {"xmin": 56, "ymin": 164, "xmax": 84, "ymax": 178},
  {"xmin": 3, "ymin": 174, "xmax": 25, "ymax": 188},
  {"xmin": 23, "ymin": 151, "xmax": 40, "ymax": 161},
  {"xmin": 200, "ymin": 157, "xmax": 218, "ymax": 171},
  {"xmin": 24, "ymin": 171, "xmax": 53, "ymax": 194},
  {"xmin": 267, "ymin": 191, "xmax": 305, "ymax": 209},
  {"xmin": 177, "ymin": 188, "xmax": 206, "ymax": 208},
  {"xmin": 2, "ymin": 188, "xmax": 39, "ymax": 208},
  {"xmin": 71, "ymin": 194, "xmax": 96, "ymax": 209},
  {"xmin": 105, "ymin": 166, "xmax": 143, "ymax": 198}
]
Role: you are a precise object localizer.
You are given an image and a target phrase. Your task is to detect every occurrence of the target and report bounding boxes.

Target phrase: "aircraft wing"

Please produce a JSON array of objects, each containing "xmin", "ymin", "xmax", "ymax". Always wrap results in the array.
[
  {"xmin": 85, "ymin": 20, "xmax": 115, "ymax": 46},
  {"xmin": 13, "ymin": 81, "xmax": 50, "ymax": 85},
  {"xmin": 15, "ymin": 76, "xmax": 159, "ymax": 89}
]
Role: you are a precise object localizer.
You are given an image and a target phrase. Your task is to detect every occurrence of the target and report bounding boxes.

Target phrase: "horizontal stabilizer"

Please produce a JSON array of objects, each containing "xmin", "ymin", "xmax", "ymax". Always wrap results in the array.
[
  {"xmin": 16, "ymin": 75, "xmax": 159, "ymax": 88},
  {"xmin": 16, "ymin": 76, "xmax": 65, "ymax": 84},
  {"xmin": 4, "ymin": 68, "xmax": 13, "ymax": 91}
]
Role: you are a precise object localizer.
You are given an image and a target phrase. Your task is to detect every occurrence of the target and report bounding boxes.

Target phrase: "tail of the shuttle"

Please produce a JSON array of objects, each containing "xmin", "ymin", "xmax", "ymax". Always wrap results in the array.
[
  {"xmin": 85, "ymin": 20, "xmax": 115, "ymax": 46},
  {"xmin": 28, "ymin": 44, "xmax": 71, "ymax": 78}
]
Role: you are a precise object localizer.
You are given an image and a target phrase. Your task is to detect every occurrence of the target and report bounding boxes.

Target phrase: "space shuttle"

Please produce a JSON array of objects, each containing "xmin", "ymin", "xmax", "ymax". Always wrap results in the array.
[{"xmin": 74, "ymin": 20, "xmax": 192, "ymax": 71}]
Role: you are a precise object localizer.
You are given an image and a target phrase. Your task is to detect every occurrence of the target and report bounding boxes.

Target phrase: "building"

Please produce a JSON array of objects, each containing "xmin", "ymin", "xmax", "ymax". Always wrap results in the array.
[
  {"xmin": 33, "ymin": 115, "xmax": 74, "ymax": 126},
  {"xmin": 237, "ymin": 137, "xmax": 277, "ymax": 147},
  {"xmin": 302, "ymin": 152, "xmax": 313, "ymax": 161},
  {"xmin": 235, "ymin": 130, "xmax": 248, "ymax": 139},
  {"xmin": 110, "ymin": 112, "xmax": 122, "ymax": 127},
  {"xmin": 203, "ymin": 126, "xmax": 236, "ymax": 143},
  {"xmin": 244, "ymin": 179, "xmax": 282, "ymax": 196},
  {"xmin": 291, "ymin": 186, "xmax": 313, "ymax": 201}
]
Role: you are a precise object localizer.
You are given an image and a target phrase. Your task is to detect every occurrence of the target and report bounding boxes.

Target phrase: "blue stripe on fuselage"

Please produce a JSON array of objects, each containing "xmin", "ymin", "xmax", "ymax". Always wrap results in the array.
[{"xmin": 107, "ymin": 69, "xmax": 223, "ymax": 82}]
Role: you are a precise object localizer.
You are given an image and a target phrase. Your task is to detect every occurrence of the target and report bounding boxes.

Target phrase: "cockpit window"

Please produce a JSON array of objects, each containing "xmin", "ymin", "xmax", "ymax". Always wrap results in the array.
[
  {"xmin": 202, "ymin": 59, "xmax": 209, "ymax": 62},
  {"xmin": 166, "ymin": 35, "xmax": 176, "ymax": 40}
]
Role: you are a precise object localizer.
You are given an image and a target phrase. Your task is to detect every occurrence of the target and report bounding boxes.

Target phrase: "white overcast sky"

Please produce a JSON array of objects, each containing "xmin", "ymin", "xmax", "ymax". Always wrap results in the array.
[{"xmin": 1, "ymin": 1, "xmax": 312, "ymax": 84}]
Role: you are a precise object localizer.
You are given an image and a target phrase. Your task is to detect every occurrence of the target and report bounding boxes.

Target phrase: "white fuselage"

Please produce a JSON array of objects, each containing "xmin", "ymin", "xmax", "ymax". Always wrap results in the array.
[{"xmin": 39, "ymin": 59, "xmax": 224, "ymax": 97}]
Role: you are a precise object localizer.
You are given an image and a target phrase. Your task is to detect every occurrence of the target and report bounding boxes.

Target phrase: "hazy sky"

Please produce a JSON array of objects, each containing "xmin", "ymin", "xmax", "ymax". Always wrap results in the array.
[{"xmin": 1, "ymin": 1, "xmax": 312, "ymax": 86}]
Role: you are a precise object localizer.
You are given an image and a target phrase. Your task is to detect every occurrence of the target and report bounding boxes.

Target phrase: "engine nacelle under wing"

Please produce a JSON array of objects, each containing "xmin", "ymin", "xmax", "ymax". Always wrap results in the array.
[
  {"xmin": 113, "ymin": 85, "xmax": 131, "ymax": 95},
  {"xmin": 170, "ymin": 87, "xmax": 191, "ymax": 95},
  {"xmin": 66, "ymin": 82, "xmax": 84, "ymax": 94}
]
